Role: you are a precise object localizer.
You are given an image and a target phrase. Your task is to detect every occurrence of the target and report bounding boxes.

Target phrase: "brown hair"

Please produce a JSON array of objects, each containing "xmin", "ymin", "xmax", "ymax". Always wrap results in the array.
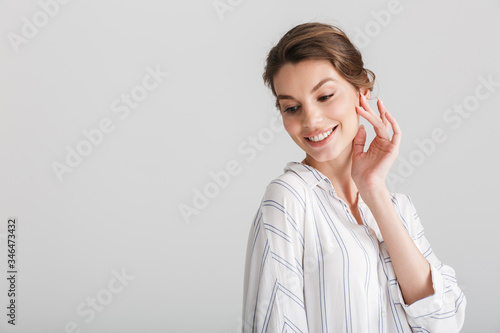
[{"xmin": 263, "ymin": 22, "xmax": 376, "ymax": 109}]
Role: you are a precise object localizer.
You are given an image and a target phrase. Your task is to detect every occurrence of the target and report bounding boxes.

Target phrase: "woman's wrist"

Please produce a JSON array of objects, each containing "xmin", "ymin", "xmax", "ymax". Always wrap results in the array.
[{"xmin": 358, "ymin": 183, "xmax": 391, "ymax": 206}]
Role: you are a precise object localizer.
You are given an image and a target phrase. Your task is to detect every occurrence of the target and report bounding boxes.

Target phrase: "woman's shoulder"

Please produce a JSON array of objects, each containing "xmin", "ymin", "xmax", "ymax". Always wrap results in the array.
[
  {"xmin": 263, "ymin": 163, "xmax": 312, "ymax": 199},
  {"xmin": 258, "ymin": 162, "xmax": 314, "ymax": 216}
]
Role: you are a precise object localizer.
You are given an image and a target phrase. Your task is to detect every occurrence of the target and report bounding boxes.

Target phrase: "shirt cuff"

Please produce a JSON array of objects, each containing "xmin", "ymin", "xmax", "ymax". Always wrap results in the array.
[{"xmin": 393, "ymin": 264, "xmax": 445, "ymax": 319}]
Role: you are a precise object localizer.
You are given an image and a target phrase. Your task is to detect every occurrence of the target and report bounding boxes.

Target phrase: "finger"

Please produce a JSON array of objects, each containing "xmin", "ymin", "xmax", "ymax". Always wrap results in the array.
[
  {"xmin": 384, "ymin": 110, "xmax": 402, "ymax": 147},
  {"xmin": 360, "ymin": 94, "xmax": 390, "ymax": 134},
  {"xmin": 356, "ymin": 105, "xmax": 390, "ymax": 140},
  {"xmin": 352, "ymin": 124, "xmax": 367, "ymax": 156},
  {"xmin": 382, "ymin": 112, "xmax": 390, "ymax": 132},
  {"xmin": 359, "ymin": 94, "xmax": 379, "ymax": 118},
  {"xmin": 377, "ymin": 97, "xmax": 390, "ymax": 131}
]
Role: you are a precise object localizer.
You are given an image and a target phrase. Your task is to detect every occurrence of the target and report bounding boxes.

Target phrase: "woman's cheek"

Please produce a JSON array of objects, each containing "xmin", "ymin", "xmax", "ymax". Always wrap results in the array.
[{"xmin": 283, "ymin": 119, "xmax": 298, "ymax": 136}]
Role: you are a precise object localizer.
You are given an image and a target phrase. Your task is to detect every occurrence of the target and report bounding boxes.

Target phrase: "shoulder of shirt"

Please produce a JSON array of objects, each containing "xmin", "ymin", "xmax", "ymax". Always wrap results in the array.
[
  {"xmin": 265, "ymin": 167, "xmax": 310, "ymax": 193},
  {"xmin": 389, "ymin": 192, "xmax": 416, "ymax": 210},
  {"xmin": 257, "ymin": 166, "xmax": 312, "ymax": 212},
  {"xmin": 388, "ymin": 192, "xmax": 423, "ymax": 235}
]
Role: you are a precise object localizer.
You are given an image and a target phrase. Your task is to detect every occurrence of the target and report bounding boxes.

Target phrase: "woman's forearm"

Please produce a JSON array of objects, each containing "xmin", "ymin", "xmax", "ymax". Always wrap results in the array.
[{"xmin": 361, "ymin": 186, "xmax": 434, "ymax": 305}]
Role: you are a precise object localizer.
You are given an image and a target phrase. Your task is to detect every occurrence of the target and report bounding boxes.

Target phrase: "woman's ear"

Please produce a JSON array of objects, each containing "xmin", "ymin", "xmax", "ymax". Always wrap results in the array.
[{"xmin": 359, "ymin": 87, "xmax": 371, "ymax": 100}]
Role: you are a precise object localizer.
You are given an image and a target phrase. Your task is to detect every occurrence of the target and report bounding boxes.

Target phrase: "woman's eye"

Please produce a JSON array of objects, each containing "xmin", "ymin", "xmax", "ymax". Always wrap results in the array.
[
  {"xmin": 284, "ymin": 106, "xmax": 299, "ymax": 113},
  {"xmin": 318, "ymin": 94, "xmax": 334, "ymax": 101}
]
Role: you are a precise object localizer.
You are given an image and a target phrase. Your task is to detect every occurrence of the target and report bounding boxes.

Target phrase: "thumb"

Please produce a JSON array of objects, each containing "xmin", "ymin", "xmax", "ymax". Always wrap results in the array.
[{"xmin": 352, "ymin": 124, "xmax": 366, "ymax": 156}]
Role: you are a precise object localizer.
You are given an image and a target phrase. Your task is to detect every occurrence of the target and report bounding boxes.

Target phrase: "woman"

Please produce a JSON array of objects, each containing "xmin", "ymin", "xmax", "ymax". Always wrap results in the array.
[{"xmin": 242, "ymin": 22, "xmax": 466, "ymax": 332}]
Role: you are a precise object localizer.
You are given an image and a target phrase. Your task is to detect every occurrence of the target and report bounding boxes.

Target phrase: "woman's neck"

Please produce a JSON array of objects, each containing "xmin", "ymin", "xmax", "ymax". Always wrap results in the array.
[{"xmin": 303, "ymin": 145, "xmax": 359, "ymax": 206}]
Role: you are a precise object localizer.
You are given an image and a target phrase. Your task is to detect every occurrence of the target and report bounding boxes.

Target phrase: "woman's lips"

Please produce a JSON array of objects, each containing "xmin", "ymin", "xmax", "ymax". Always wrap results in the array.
[
  {"xmin": 305, "ymin": 125, "xmax": 338, "ymax": 147},
  {"xmin": 304, "ymin": 126, "xmax": 336, "ymax": 140}
]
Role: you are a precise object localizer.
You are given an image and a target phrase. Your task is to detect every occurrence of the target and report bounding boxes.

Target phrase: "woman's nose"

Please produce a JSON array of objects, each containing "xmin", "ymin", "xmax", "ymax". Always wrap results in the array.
[{"xmin": 302, "ymin": 104, "xmax": 323, "ymax": 128}]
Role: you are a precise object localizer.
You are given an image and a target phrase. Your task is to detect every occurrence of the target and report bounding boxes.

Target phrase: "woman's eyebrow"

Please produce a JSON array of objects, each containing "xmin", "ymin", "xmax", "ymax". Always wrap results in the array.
[{"xmin": 277, "ymin": 77, "xmax": 336, "ymax": 101}]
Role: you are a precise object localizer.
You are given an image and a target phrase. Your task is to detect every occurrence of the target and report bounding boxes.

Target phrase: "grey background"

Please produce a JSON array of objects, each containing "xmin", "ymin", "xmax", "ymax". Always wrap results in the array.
[{"xmin": 1, "ymin": 0, "xmax": 499, "ymax": 332}]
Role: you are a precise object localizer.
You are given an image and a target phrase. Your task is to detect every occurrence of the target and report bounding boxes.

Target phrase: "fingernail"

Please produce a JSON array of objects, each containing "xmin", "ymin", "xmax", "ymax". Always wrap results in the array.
[
  {"xmin": 378, "ymin": 97, "xmax": 384, "ymax": 105},
  {"xmin": 361, "ymin": 94, "xmax": 367, "ymax": 101}
]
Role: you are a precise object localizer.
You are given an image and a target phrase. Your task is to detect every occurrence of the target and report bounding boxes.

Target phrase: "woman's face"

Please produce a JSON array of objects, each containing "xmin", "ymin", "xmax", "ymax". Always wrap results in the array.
[{"xmin": 273, "ymin": 58, "xmax": 369, "ymax": 163}]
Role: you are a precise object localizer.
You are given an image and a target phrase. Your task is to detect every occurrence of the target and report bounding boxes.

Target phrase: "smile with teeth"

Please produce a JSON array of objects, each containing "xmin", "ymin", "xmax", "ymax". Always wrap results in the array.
[{"xmin": 306, "ymin": 125, "xmax": 337, "ymax": 142}]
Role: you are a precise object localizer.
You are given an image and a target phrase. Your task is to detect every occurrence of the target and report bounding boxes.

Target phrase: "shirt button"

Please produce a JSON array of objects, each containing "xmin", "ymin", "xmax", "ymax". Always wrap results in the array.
[{"xmin": 433, "ymin": 300, "xmax": 443, "ymax": 311}]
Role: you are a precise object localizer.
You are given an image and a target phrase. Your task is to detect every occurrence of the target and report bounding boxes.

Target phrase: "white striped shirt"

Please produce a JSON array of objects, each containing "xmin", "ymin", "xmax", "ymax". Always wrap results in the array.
[{"xmin": 242, "ymin": 161, "xmax": 466, "ymax": 332}]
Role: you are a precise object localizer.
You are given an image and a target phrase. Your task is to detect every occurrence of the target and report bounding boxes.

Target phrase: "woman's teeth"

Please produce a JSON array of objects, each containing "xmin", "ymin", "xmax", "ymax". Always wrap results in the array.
[{"xmin": 306, "ymin": 127, "xmax": 335, "ymax": 142}]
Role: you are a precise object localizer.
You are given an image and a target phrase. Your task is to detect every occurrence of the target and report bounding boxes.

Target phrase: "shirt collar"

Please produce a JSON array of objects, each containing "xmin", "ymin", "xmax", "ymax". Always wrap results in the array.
[
  {"xmin": 284, "ymin": 161, "xmax": 332, "ymax": 191},
  {"xmin": 284, "ymin": 161, "xmax": 365, "ymax": 205}
]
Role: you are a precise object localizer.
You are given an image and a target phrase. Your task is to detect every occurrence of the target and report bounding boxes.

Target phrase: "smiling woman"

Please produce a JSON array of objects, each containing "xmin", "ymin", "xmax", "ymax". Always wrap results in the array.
[
  {"xmin": 241, "ymin": 22, "xmax": 466, "ymax": 332},
  {"xmin": 273, "ymin": 59, "xmax": 368, "ymax": 163}
]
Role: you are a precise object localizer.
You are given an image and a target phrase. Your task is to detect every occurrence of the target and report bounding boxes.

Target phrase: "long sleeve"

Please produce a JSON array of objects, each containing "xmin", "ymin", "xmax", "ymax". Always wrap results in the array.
[
  {"xmin": 391, "ymin": 194, "xmax": 467, "ymax": 332},
  {"xmin": 242, "ymin": 179, "xmax": 309, "ymax": 333}
]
